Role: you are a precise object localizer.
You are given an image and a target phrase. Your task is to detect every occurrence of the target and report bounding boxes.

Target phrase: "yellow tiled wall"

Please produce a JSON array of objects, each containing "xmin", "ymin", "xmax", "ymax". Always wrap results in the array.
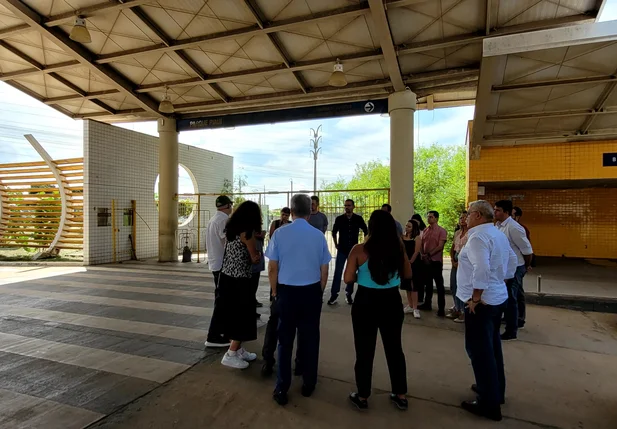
[
  {"xmin": 467, "ymin": 138, "xmax": 617, "ymax": 259},
  {"xmin": 483, "ymin": 189, "xmax": 617, "ymax": 259}
]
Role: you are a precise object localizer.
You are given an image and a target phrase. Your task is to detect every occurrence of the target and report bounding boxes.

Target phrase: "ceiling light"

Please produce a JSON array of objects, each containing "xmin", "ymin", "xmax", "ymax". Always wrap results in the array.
[
  {"xmin": 328, "ymin": 59, "xmax": 347, "ymax": 87},
  {"xmin": 159, "ymin": 87, "xmax": 174, "ymax": 114},
  {"xmin": 69, "ymin": 17, "xmax": 91, "ymax": 44}
]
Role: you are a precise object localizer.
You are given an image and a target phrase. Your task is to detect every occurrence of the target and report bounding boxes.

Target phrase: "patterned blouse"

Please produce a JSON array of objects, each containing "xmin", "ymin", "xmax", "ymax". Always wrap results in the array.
[
  {"xmin": 221, "ymin": 235, "xmax": 252, "ymax": 278},
  {"xmin": 453, "ymin": 229, "xmax": 469, "ymax": 253}
]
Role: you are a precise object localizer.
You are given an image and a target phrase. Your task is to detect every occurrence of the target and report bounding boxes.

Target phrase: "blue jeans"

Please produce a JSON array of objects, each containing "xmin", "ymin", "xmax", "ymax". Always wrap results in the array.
[
  {"xmin": 465, "ymin": 302, "xmax": 507, "ymax": 408},
  {"xmin": 504, "ymin": 265, "xmax": 527, "ymax": 336},
  {"xmin": 276, "ymin": 283, "xmax": 322, "ymax": 394},
  {"xmin": 330, "ymin": 249, "xmax": 354, "ymax": 301},
  {"xmin": 450, "ymin": 266, "xmax": 466, "ymax": 312}
]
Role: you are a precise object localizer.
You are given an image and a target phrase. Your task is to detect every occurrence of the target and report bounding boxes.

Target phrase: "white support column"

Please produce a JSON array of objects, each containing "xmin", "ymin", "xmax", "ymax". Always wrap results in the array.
[
  {"xmin": 389, "ymin": 90, "xmax": 416, "ymax": 225},
  {"xmin": 158, "ymin": 118, "xmax": 178, "ymax": 262}
]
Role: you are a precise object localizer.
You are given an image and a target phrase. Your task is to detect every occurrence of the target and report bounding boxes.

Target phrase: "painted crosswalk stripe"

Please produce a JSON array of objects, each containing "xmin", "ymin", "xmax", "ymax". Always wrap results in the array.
[
  {"xmin": 0, "ymin": 388, "xmax": 103, "ymax": 429},
  {"xmin": 0, "ymin": 305, "xmax": 205, "ymax": 343},
  {"xmin": 0, "ymin": 286, "xmax": 212, "ymax": 317},
  {"xmin": 0, "ymin": 332, "xmax": 190, "ymax": 383}
]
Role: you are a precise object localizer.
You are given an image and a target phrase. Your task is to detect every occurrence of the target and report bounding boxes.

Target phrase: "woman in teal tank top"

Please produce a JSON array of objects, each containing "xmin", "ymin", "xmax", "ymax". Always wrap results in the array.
[{"xmin": 343, "ymin": 210, "xmax": 412, "ymax": 411}]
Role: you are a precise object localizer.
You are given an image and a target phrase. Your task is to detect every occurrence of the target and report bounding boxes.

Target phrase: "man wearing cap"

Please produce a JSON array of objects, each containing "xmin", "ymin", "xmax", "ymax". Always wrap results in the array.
[{"xmin": 205, "ymin": 195, "xmax": 233, "ymax": 348}]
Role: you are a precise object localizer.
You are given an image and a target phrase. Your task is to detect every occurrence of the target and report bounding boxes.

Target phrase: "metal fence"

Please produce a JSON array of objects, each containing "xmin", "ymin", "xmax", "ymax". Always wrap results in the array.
[{"xmin": 176, "ymin": 188, "xmax": 391, "ymax": 263}]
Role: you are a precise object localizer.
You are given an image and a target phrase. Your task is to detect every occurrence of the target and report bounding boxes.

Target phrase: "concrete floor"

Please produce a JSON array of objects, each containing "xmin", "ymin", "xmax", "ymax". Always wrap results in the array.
[{"xmin": 0, "ymin": 263, "xmax": 616, "ymax": 429}]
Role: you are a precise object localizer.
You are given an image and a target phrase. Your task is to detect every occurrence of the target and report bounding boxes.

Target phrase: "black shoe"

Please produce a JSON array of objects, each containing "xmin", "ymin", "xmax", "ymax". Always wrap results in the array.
[
  {"xmin": 261, "ymin": 362, "xmax": 274, "ymax": 377},
  {"xmin": 273, "ymin": 391, "xmax": 288, "ymax": 406},
  {"xmin": 327, "ymin": 299, "xmax": 338, "ymax": 306},
  {"xmin": 345, "ymin": 295, "xmax": 353, "ymax": 305},
  {"xmin": 471, "ymin": 384, "xmax": 505, "ymax": 404},
  {"xmin": 389, "ymin": 394, "xmax": 408, "ymax": 410},
  {"xmin": 255, "ymin": 301, "xmax": 263, "ymax": 308},
  {"xmin": 461, "ymin": 400, "xmax": 502, "ymax": 421},
  {"xmin": 436, "ymin": 311, "xmax": 446, "ymax": 318},
  {"xmin": 418, "ymin": 303, "xmax": 432, "ymax": 311},
  {"xmin": 349, "ymin": 393, "xmax": 368, "ymax": 410},
  {"xmin": 301, "ymin": 385, "xmax": 315, "ymax": 397},
  {"xmin": 501, "ymin": 332, "xmax": 517, "ymax": 341}
]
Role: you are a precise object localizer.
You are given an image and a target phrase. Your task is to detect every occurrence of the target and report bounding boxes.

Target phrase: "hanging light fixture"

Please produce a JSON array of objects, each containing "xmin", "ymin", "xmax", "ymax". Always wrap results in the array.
[
  {"xmin": 328, "ymin": 59, "xmax": 347, "ymax": 87},
  {"xmin": 159, "ymin": 87, "xmax": 175, "ymax": 113},
  {"xmin": 69, "ymin": 16, "xmax": 92, "ymax": 43}
]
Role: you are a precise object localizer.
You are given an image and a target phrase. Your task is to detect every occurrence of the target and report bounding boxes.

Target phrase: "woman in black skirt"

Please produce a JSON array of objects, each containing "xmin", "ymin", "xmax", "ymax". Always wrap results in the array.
[
  {"xmin": 218, "ymin": 200, "xmax": 263, "ymax": 370},
  {"xmin": 401, "ymin": 219, "xmax": 423, "ymax": 319}
]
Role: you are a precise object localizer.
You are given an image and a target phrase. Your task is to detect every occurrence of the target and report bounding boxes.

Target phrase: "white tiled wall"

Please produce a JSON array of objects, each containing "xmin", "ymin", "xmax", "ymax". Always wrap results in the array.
[{"xmin": 83, "ymin": 120, "xmax": 232, "ymax": 265}]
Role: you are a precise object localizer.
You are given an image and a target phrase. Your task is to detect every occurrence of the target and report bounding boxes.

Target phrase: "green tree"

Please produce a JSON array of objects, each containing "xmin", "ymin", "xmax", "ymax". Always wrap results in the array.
[{"xmin": 321, "ymin": 144, "xmax": 467, "ymax": 250}]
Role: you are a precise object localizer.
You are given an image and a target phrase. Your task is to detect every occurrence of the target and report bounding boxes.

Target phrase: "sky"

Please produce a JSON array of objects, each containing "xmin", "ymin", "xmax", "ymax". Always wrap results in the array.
[{"xmin": 1, "ymin": 1, "xmax": 616, "ymax": 198}]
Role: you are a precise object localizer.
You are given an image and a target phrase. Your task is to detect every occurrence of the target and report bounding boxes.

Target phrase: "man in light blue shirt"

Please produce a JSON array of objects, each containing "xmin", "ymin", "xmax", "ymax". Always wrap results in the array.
[
  {"xmin": 457, "ymin": 200, "xmax": 517, "ymax": 422},
  {"xmin": 265, "ymin": 194, "xmax": 331, "ymax": 406}
]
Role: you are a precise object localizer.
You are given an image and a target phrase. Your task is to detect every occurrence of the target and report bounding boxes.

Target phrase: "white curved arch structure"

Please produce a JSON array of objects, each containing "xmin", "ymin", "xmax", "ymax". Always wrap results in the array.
[{"xmin": 24, "ymin": 134, "xmax": 68, "ymax": 255}]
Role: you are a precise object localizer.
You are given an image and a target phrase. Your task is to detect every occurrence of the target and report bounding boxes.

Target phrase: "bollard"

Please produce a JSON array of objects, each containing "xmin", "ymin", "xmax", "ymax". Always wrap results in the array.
[{"xmin": 537, "ymin": 275, "xmax": 542, "ymax": 293}]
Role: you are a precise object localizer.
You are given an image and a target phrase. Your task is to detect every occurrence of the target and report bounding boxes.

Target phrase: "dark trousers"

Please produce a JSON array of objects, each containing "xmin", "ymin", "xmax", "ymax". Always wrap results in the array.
[
  {"xmin": 465, "ymin": 302, "xmax": 507, "ymax": 408},
  {"xmin": 262, "ymin": 296, "xmax": 301, "ymax": 369},
  {"xmin": 250, "ymin": 272, "xmax": 260, "ymax": 304},
  {"xmin": 276, "ymin": 283, "xmax": 322, "ymax": 394},
  {"xmin": 206, "ymin": 270, "xmax": 227, "ymax": 343},
  {"xmin": 424, "ymin": 261, "xmax": 445, "ymax": 312},
  {"xmin": 330, "ymin": 249, "xmax": 354, "ymax": 300},
  {"xmin": 352, "ymin": 286, "xmax": 407, "ymax": 398},
  {"xmin": 504, "ymin": 265, "xmax": 527, "ymax": 335}
]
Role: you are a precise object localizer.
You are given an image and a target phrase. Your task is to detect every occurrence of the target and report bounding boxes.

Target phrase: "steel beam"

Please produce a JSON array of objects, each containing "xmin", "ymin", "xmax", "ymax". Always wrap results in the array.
[
  {"xmin": 492, "ymin": 75, "xmax": 616, "ymax": 93},
  {"xmin": 580, "ymin": 80, "xmax": 617, "ymax": 133},
  {"xmin": 0, "ymin": 60, "xmax": 80, "ymax": 81},
  {"xmin": 123, "ymin": 5, "xmax": 229, "ymax": 103},
  {"xmin": 44, "ymin": 89, "xmax": 120, "ymax": 104},
  {"xmin": 486, "ymin": 0, "xmax": 492, "ymax": 35},
  {"xmin": 45, "ymin": 0, "xmax": 156, "ymax": 27},
  {"xmin": 3, "ymin": 80, "xmax": 75, "ymax": 118},
  {"xmin": 242, "ymin": 0, "xmax": 308, "ymax": 93},
  {"xmin": 483, "ymin": 127, "xmax": 617, "ymax": 141},
  {"xmin": 368, "ymin": 0, "xmax": 404, "ymax": 91},
  {"xmin": 0, "ymin": 23, "xmax": 30, "ymax": 40},
  {"xmin": 0, "ymin": 0, "xmax": 162, "ymax": 116},
  {"xmin": 397, "ymin": 14, "xmax": 597, "ymax": 56},
  {"xmin": 96, "ymin": 3, "xmax": 370, "ymax": 64},
  {"xmin": 487, "ymin": 107, "xmax": 617, "ymax": 122}
]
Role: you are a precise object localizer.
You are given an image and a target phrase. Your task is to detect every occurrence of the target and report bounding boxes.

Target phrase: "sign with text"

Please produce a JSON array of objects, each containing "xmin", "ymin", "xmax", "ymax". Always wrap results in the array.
[
  {"xmin": 177, "ymin": 99, "xmax": 388, "ymax": 132},
  {"xmin": 603, "ymin": 153, "xmax": 617, "ymax": 167}
]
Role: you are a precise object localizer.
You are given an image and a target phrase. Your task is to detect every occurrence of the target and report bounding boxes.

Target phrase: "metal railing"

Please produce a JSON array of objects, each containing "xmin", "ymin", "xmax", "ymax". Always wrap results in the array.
[{"xmin": 177, "ymin": 188, "xmax": 391, "ymax": 263}]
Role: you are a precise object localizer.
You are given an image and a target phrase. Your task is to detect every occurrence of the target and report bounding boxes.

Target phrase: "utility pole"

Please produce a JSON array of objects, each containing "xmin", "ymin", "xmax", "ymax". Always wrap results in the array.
[{"xmin": 310, "ymin": 125, "xmax": 322, "ymax": 194}]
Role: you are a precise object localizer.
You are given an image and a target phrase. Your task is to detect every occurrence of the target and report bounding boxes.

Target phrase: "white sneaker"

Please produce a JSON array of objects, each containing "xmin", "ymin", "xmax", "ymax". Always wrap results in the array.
[
  {"xmin": 237, "ymin": 348, "xmax": 257, "ymax": 362},
  {"xmin": 413, "ymin": 309, "xmax": 421, "ymax": 319},
  {"xmin": 404, "ymin": 306, "xmax": 414, "ymax": 314},
  {"xmin": 221, "ymin": 352, "xmax": 249, "ymax": 369}
]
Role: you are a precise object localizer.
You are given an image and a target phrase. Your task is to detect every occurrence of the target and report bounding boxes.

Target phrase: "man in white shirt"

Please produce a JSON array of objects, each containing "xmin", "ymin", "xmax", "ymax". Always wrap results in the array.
[
  {"xmin": 457, "ymin": 200, "xmax": 517, "ymax": 422},
  {"xmin": 205, "ymin": 195, "xmax": 233, "ymax": 348},
  {"xmin": 494, "ymin": 200, "xmax": 533, "ymax": 341}
]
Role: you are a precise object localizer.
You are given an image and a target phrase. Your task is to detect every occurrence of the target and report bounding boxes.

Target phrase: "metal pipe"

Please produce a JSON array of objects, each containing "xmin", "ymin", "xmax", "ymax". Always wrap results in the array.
[
  {"xmin": 196, "ymin": 196, "xmax": 201, "ymax": 263},
  {"xmin": 112, "ymin": 199, "xmax": 116, "ymax": 263},
  {"xmin": 537, "ymin": 275, "xmax": 542, "ymax": 293}
]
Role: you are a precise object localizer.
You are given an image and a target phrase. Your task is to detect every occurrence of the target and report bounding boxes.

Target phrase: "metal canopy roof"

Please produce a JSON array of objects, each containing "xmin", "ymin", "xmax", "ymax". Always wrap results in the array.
[
  {"xmin": 472, "ymin": 19, "xmax": 617, "ymax": 146},
  {"xmin": 0, "ymin": 0, "xmax": 606, "ymax": 124}
]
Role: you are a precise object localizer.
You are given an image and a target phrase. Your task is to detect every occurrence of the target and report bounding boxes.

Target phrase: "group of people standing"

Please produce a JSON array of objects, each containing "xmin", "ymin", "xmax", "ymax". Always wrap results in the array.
[{"xmin": 203, "ymin": 193, "xmax": 533, "ymax": 421}]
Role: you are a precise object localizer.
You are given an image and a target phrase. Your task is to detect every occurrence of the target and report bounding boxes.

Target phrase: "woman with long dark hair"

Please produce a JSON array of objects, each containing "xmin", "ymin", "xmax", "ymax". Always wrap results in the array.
[
  {"xmin": 344, "ymin": 210, "xmax": 412, "ymax": 411},
  {"xmin": 401, "ymin": 219, "xmax": 423, "ymax": 319},
  {"xmin": 217, "ymin": 200, "xmax": 263, "ymax": 369}
]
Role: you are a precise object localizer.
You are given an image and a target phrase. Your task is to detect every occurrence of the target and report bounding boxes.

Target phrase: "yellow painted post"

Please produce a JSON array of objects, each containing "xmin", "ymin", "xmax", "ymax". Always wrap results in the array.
[
  {"xmin": 111, "ymin": 199, "xmax": 116, "ymax": 263},
  {"xmin": 196, "ymin": 196, "xmax": 201, "ymax": 263}
]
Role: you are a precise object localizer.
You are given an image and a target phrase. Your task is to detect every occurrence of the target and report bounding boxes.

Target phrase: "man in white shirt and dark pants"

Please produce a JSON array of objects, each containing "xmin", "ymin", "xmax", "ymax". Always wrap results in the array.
[
  {"xmin": 494, "ymin": 200, "xmax": 533, "ymax": 341},
  {"xmin": 457, "ymin": 200, "xmax": 517, "ymax": 422},
  {"xmin": 205, "ymin": 195, "xmax": 233, "ymax": 348}
]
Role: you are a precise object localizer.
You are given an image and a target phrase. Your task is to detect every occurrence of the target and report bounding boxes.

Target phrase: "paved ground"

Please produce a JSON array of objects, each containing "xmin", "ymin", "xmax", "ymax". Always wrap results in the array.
[{"xmin": 0, "ymin": 263, "xmax": 616, "ymax": 428}]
